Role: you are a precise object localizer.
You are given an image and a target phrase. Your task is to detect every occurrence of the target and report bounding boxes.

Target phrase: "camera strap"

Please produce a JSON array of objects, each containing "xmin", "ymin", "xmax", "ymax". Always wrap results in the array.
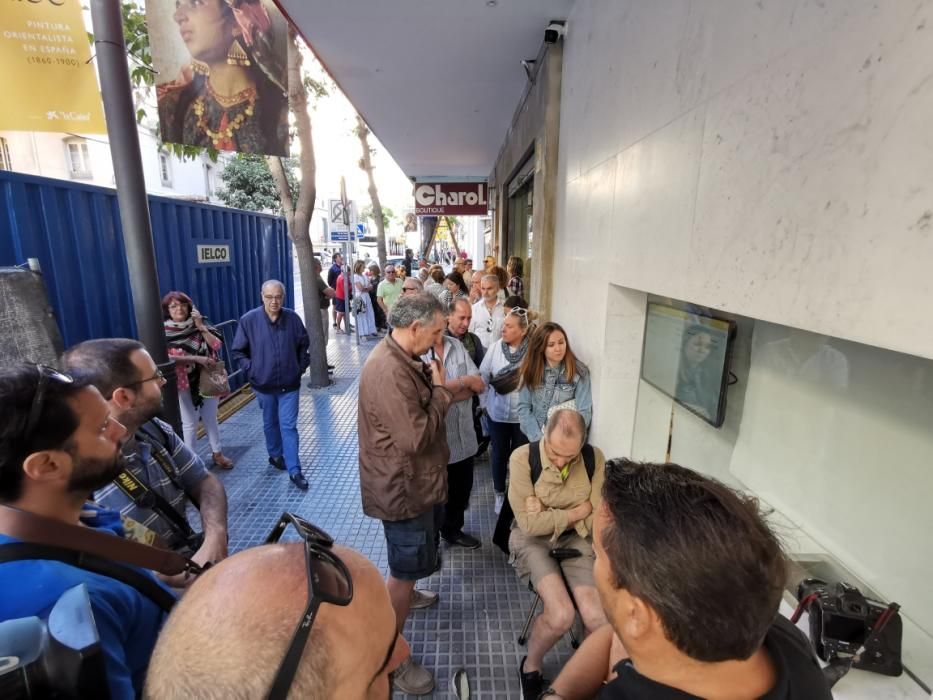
[
  {"xmin": 0, "ymin": 543, "xmax": 177, "ymax": 613},
  {"xmin": 0, "ymin": 504, "xmax": 200, "ymax": 578},
  {"xmin": 112, "ymin": 468, "xmax": 199, "ymax": 544}
]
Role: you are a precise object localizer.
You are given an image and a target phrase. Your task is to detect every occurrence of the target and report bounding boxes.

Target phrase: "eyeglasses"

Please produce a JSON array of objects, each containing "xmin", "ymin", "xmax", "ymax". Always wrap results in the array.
[
  {"xmin": 264, "ymin": 513, "xmax": 353, "ymax": 700},
  {"xmin": 25, "ymin": 364, "xmax": 75, "ymax": 439},
  {"xmin": 125, "ymin": 369, "xmax": 165, "ymax": 388}
]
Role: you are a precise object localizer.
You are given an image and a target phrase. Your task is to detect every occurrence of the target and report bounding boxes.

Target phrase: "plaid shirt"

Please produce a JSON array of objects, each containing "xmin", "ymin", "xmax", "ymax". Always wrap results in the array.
[{"xmin": 93, "ymin": 418, "xmax": 208, "ymax": 550}]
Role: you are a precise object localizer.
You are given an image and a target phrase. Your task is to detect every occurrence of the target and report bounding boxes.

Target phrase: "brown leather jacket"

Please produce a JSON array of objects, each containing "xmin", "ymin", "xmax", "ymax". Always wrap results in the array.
[{"xmin": 358, "ymin": 333, "xmax": 453, "ymax": 521}]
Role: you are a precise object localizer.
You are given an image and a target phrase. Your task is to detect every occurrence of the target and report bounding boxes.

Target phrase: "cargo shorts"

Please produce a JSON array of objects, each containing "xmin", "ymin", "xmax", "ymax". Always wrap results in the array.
[{"xmin": 382, "ymin": 504, "xmax": 444, "ymax": 581}]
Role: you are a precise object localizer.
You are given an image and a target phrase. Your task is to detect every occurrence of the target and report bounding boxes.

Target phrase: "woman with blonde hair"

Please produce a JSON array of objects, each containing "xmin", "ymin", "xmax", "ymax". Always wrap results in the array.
[
  {"xmin": 479, "ymin": 306, "xmax": 533, "ymax": 514},
  {"xmin": 517, "ymin": 321, "xmax": 592, "ymax": 442}
]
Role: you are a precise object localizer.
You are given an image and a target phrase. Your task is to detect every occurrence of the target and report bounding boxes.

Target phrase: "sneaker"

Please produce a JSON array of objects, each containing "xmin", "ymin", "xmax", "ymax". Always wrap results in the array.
[
  {"xmin": 494, "ymin": 492, "xmax": 505, "ymax": 515},
  {"xmin": 409, "ymin": 588, "xmax": 439, "ymax": 610},
  {"xmin": 289, "ymin": 472, "xmax": 309, "ymax": 491},
  {"xmin": 269, "ymin": 456, "xmax": 286, "ymax": 471},
  {"xmin": 450, "ymin": 667, "xmax": 471, "ymax": 699},
  {"xmin": 518, "ymin": 656, "xmax": 548, "ymax": 700},
  {"xmin": 391, "ymin": 657, "xmax": 435, "ymax": 695},
  {"xmin": 442, "ymin": 531, "xmax": 481, "ymax": 549}
]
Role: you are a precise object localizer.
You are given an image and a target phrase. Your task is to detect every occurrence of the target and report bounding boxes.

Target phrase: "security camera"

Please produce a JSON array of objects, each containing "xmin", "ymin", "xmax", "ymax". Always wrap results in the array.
[{"xmin": 544, "ymin": 21, "xmax": 565, "ymax": 44}]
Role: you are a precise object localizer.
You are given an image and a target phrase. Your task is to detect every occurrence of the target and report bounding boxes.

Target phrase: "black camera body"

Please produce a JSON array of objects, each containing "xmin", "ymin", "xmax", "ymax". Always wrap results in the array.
[{"xmin": 796, "ymin": 578, "xmax": 902, "ymax": 677}]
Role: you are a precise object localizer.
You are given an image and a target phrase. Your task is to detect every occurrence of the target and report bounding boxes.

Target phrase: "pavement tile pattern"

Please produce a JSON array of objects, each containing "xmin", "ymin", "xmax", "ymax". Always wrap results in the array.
[{"xmin": 193, "ymin": 327, "xmax": 579, "ymax": 698}]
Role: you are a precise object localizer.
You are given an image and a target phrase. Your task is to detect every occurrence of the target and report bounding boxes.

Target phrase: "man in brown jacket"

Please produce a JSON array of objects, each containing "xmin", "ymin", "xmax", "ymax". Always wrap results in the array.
[{"xmin": 358, "ymin": 292, "xmax": 452, "ymax": 695}]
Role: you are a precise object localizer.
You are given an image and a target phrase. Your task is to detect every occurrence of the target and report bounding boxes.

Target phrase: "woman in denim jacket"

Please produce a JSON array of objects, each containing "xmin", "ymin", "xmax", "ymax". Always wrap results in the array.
[{"xmin": 517, "ymin": 322, "xmax": 593, "ymax": 441}]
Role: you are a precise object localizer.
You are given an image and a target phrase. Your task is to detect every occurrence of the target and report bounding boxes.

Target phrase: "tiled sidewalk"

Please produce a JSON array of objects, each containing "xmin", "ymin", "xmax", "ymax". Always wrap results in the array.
[{"xmin": 195, "ymin": 328, "xmax": 577, "ymax": 698}]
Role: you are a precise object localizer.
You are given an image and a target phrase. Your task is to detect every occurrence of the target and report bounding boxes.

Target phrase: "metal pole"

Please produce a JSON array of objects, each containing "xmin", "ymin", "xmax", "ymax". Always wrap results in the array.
[{"xmin": 90, "ymin": 0, "xmax": 181, "ymax": 432}]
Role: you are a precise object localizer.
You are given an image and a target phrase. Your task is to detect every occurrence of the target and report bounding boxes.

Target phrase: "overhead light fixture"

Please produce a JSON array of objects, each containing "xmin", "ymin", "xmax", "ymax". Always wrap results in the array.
[{"xmin": 486, "ymin": 0, "xmax": 498, "ymax": 6}]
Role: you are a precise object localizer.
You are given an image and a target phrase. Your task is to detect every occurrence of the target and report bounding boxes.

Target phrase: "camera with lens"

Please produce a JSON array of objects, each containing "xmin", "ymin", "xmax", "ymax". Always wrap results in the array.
[
  {"xmin": 0, "ymin": 584, "xmax": 109, "ymax": 699},
  {"xmin": 796, "ymin": 578, "xmax": 902, "ymax": 677}
]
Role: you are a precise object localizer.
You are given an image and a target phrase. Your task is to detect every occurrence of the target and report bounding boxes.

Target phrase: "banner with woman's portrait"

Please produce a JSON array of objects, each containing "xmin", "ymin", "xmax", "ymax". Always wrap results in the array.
[{"xmin": 148, "ymin": 0, "xmax": 290, "ymax": 157}]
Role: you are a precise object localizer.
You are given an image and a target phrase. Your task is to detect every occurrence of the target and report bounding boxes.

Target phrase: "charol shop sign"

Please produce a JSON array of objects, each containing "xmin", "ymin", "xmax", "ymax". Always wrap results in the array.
[{"xmin": 414, "ymin": 182, "xmax": 489, "ymax": 216}]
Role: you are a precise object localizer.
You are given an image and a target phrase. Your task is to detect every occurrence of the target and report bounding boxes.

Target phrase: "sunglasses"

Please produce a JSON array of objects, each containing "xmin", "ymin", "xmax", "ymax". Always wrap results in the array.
[
  {"xmin": 264, "ymin": 513, "xmax": 353, "ymax": 700},
  {"xmin": 402, "ymin": 286, "xmax": 419, "ymax": 292},
  {"xmin": 125, "ymin": 368, "xmax": 166, "ymax": 388},
  {"xmin": 25, "ymin": 364, "xmax": 75, "ymax": 439},
  {"xmin": 507, "ymin": 307, "xmax": 529, "ymax": 318}
]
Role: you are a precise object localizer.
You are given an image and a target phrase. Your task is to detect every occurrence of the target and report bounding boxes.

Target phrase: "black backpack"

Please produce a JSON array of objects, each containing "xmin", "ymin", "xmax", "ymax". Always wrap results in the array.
[{"xmin": 492, "ymin": 441, "xmax": 596, "ymax": 555}]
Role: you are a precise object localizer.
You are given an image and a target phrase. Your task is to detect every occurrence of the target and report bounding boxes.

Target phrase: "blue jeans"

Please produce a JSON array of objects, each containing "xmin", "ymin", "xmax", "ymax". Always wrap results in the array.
[
  {"xmin": 255, "ymin": 389, "xmax": 301, "ymax": 475},
  {"xmin": 487, "ymin": 419, "xmax": 528, "ymax": 493}
]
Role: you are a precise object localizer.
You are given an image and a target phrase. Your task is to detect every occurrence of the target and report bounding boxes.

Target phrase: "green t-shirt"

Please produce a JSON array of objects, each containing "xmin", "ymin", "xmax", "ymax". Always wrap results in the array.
[{"xmin": 376, "ymin": 278, "xmax": 404, "ymax": 310}]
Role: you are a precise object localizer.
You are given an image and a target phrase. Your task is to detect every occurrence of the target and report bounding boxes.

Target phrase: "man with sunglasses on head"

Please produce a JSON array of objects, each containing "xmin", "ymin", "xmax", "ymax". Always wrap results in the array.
[
  {"xmin": 0, "ymin": 363, "xmax": 173, "ymax": 698},
  {"xmin": 469, "ymin": 274, "xmax": 505, "ymax": 350},
  {"xmin": 358, "ymin": 292, "xmax": 453, "ymax": 695},
  {"xmin": 62, "ymin": 338, "xmax": 229, "ymax": 587},
  {"xmin": 145, "ymin": 517, "xmax": 410, "ymax": 700}
]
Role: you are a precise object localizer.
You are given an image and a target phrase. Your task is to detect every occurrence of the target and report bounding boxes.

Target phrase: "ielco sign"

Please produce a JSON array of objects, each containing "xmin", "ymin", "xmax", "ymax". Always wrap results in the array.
[
  {"xmin": 414, "ymin": 182, "xmax": 489, "ymax": 216},
  {"xmin": 195, "ymin": 243, "xmax": 231, "ymax": 265}
]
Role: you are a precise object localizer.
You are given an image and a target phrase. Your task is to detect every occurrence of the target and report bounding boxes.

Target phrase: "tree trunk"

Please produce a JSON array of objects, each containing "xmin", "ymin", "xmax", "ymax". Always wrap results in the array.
[
  {"xmin": 267, "ymin": 29, "xmax": 329, "ymax": 388},
  {"xmin": 355, "ymin": 115, "xmax": 387, "ymax": 271},
  {"xmin": 421, "ymin": 216, "xmax": 438, "ymax": 261},
  {"xmin": 443, "ymin": 216, "xmax": 461, "ymax": 258}
]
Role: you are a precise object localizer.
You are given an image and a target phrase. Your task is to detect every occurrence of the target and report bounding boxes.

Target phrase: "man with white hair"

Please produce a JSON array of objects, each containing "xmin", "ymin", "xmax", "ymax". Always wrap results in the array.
[
  {"xmin": 469, "ymin": 274, "xmax": 505, "ymax": 350},
  {"xmin": 232, "ymin": 280, "xmax": 311, "ymax": 490}
]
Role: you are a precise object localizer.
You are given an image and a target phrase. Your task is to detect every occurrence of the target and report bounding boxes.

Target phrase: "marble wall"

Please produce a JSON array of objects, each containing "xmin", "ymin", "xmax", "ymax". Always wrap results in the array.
[{"xmin": 554, "ymin": 0, "xmax": 933, "ymax": 687}]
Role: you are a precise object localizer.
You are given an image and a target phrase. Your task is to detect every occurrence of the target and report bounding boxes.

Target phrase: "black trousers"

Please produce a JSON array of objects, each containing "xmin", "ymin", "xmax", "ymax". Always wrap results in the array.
[
  {"xmin": 488, "ymin": 420, "xmax": 528, "ymax": 493},
  {"xmin": 441, "ymin": 456, "xmax": 475, "ymax": 536}
]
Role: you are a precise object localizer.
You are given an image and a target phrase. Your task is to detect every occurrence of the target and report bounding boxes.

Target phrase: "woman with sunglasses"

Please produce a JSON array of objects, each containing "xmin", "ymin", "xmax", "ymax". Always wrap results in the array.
[
  {"xmin": 162, "ymin": 291, "xmax": 233, "ymax": 469},
  {"xmin": 517, "ymin": 321, "xmax": 592, "ymax": 442},
  {"xmin": 479, "ymin": 305, "xmax": 533, "ymax": 514}
]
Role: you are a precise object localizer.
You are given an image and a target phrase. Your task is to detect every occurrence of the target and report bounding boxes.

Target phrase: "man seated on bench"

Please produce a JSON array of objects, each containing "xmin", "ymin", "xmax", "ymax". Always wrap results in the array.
[
  {"xmin": 540, "ymin": 460, "xmax": 832, "ymax": 700},
  {"xmin": 508, "ymin": 408, "xmax": 609, "ymax": 699}
]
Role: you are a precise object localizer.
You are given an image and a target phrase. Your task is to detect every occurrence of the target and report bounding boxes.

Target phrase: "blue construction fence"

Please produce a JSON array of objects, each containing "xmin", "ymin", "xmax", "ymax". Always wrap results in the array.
[{"xmin": 0, "ymin": 170, "xmax": 293, "ymax": 390}]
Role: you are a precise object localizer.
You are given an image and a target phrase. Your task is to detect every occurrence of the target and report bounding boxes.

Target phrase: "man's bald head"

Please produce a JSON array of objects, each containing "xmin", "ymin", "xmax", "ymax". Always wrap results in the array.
[
  {"xmin": 145, "ymin": 543, "xmax": 406, "ymax": 699},
  {"xmin": 545, "ymin": 408, "xmax": 586, "ymax": 444}
]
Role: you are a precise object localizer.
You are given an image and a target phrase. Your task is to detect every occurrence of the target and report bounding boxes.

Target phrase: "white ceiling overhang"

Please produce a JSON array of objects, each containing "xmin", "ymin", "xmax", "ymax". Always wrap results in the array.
[{"xmin": 276, "ymin": 0, "xmax": 575, "ymax": 179}]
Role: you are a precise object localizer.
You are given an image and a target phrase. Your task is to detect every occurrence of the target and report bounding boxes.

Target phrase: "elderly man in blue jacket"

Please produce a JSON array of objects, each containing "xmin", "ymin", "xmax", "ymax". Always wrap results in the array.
[{"xmin": 232, "ymin": 280, "xmax": 311, "ymax": 490}]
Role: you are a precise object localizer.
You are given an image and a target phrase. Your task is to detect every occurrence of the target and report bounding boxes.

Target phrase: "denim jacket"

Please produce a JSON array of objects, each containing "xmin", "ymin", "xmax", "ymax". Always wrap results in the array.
[{"xmin": 517, "ymin": 361, "xmax": 592, "ymax": 441}]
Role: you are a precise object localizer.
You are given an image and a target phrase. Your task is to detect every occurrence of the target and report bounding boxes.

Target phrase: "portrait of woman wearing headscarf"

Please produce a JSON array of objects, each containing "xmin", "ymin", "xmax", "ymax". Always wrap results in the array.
[{"xmin": 156, "ymin": 0, "xmax": 289, "ymax": 156}]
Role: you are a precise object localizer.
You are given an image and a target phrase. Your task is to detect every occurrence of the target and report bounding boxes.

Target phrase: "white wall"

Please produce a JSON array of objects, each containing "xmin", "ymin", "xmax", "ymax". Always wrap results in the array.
[{"xmin": 555, "ymin": 0, "xmax": 933, "ymax": 687}]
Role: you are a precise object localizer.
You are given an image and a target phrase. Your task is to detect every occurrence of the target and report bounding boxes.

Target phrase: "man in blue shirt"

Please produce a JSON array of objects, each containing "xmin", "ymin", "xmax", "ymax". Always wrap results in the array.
[
  {"xmin": 0, "ymin": 364, "xmax": 173, "ymax": 698},
  {"xmin": 232, "ymin": 279, "xmax": 311, "ymax": 490}
]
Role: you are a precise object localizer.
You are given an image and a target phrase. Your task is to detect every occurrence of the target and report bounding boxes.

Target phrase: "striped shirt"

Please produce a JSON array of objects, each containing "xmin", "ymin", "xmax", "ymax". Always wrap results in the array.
[{"xmin": 93, "ymin": 418, "xmax": 208, "ymax": 550}]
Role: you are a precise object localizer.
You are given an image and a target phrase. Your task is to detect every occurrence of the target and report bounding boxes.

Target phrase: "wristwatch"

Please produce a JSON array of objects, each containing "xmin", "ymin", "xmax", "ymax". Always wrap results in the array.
[{"xmin": 539, "ymin": 689, "xmax": 562, "ymax": 699}]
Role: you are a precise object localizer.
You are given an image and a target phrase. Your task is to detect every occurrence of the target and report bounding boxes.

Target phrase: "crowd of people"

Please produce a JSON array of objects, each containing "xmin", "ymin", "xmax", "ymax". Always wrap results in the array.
[{"xmin": 0, "ymin": 257, "xmax": 834, "ymax": 700}]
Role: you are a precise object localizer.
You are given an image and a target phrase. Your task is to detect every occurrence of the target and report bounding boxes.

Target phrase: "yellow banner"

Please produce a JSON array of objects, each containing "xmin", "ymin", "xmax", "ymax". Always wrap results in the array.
[{"xmin": 0, "ymin": 0, "xmax": 105, "ymax": 133}]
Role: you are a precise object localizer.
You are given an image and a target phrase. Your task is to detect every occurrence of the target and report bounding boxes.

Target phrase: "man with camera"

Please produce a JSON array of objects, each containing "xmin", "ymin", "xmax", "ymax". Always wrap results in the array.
[
  {"xmin": 540, "ymin": 460, "xmax": 832, "ymax": 699},
  {"xmin": 62, "ymin": 338, "xmax": 229, "ymax": 586},
  {"xmin": 357, "ymin": 292, "xmax": 453, "ymax": 695},
  {"xmin": 0, "ymin": 363, "xmax": 173, "ymax": 698},
  {"xmin": 508, "ymin": 408, "xmax": 609, "ymax": 700}
]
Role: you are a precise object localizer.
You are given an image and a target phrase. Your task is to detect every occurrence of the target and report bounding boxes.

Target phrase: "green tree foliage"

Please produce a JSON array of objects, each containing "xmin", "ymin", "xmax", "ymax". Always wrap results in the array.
[
  {"xmin": 360, "ymin": 204, "xmax": 395, "ymax": 230},
  {"xmin": 217, "ymin": 155, "xmax": 298, "ymax": 214}
]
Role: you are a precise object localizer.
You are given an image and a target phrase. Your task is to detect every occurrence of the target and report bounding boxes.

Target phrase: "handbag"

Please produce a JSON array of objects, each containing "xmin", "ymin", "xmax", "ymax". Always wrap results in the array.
[
  {"xmin": 350, "ymin": 295, "xmax": 365, "ymax": 315},
  {"xmin": 199, "ymin": 360, "xmax": 230, "ymax": 398},
  {"xmin": 489, "ymin": 367, "xmax": 520, "ymax": 395}
]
